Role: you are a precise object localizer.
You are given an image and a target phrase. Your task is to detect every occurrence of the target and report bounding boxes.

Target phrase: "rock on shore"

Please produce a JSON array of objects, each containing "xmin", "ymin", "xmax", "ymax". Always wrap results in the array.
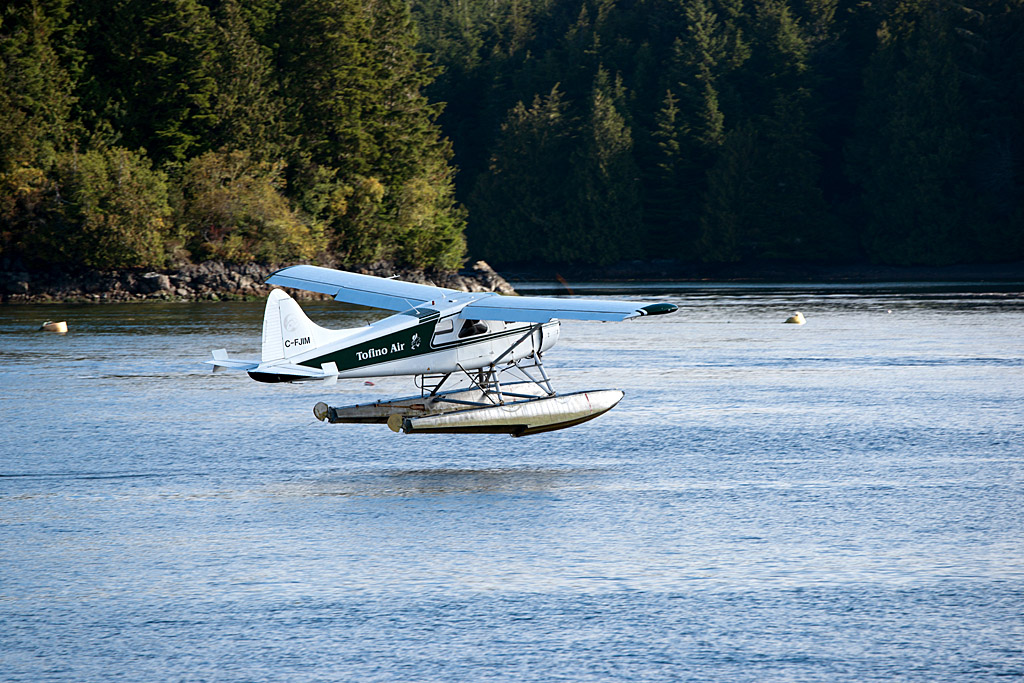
[{"xmin": 0, "ymin": 260, "xmax": 516, "ymax": 303}]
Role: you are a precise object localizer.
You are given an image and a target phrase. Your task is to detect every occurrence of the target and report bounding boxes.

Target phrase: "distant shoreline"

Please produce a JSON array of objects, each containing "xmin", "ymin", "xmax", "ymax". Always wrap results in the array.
[
  {"xmin": 3, "ymin": 259, "xmax": 1023, "ymax": 304},
  {"xmin": 495, "ymin": 260, "xmax": 1024, "ymax": 286}
]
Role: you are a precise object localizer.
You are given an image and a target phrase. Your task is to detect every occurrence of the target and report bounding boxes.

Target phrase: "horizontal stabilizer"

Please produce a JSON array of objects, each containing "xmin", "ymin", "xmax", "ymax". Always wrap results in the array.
[
  {"xmin": 206, "ymin": 349, "xmax": 259, "ymax": 371},
  {"xmin": 462, "ymin": 295, "xmax": 677, "ymax": 323}
]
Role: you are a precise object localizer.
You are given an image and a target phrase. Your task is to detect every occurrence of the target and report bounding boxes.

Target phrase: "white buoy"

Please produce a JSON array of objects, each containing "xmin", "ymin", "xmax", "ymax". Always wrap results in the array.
[
  {"xmin": 40, "ymin": 320, "xmax": 68, "ymax": 334},
  {"xmin": 784, "ymin": 312, "xmax": 805, "ymax": 325}
]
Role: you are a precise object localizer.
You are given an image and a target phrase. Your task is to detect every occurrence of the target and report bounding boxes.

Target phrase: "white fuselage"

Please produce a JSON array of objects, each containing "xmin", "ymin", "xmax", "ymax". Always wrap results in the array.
[{"xmin": 251, "ymin": 295, "xmax": 560, "ymax": 382}]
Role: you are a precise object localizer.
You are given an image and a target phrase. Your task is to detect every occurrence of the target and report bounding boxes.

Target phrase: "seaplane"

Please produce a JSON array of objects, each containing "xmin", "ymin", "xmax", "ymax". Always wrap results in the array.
[{"xmin": 207, "ymin": 265, "xmax": 677, "ymax": 436}]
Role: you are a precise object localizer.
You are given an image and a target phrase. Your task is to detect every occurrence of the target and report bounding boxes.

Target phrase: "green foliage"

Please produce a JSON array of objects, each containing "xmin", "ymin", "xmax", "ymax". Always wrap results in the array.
[
  {"xmin": 568, "ymin": 68, "xmax": 643, "ymax": 264},
  {"xmin": 276, "ymin": 0, "xmax": 466, "ymax": 269},
  {"xmin": 3, "ymin": 0, "xmax": 1023, "ymax": 273},
  {"xmin": 211, "ymin": 0, "xmax": 285, "ymax": 159},
  {"xmin": 178, "ymin": 150, "xmax": 324, "ymax": 264},
  {"xmin": 0, "ymin": 164, "xmax": 56, "ymax": 260},
  {"xmin": 50, "ymin": 146, "xmax": 173, "ymax": 269},
  {"xmin": 846, "ymin": 8, "xmax": 972, "ymax": 265},
  {"xmin": 416, "ymin": 0, "xmax": 1024, "ymax": 267},
  {"xmin": 0, "ymin": 0, "xmax": 76, "ymax": 173},
  {"xmin": 73, "ymin": 0, "xmax": 221, "ymax": 164},
  {"xmin": 699, "ymin": 123, "xmax": 757, "ymax": 262},
  {"xmin": 0, "ymin": 0, "xmax": 468, "ymax": 271},
  {"xmin": 469, "ymin": 85, "xmax": 576, "ymax": 263}
]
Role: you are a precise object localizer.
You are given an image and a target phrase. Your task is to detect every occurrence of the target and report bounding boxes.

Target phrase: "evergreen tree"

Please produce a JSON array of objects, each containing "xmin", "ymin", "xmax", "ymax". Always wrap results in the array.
[
  {"xmin": 847, "ymin": 8, "xmax": 972, "ymax": 264},
  {"xmin": 954, "ymin": 0, "xmax": 1024, "ymax": 260},
  {"xmin": 469, "ymin": 85, "xmax": 575, "ymax": 263},
  {"xmin": 278, "ymin": 0, "xmax": 465, "ymax": 268},
  {"xmin": 743, "ymin": 0, "xmax": 811, "ymax": 118},
  {"xmin": 647, "ymin": 0, "xmax": 731, "ymax": 259},
  {"xmin": 699, "ymin": 123, "xmax": 757, "ymax": 262},
  {"xmin": 210, "ymin": 0, "xmax": 285, "ymax": 160},
  {"xmin": 752, "ymin": 91, "xmax": 836, "ymax": 260},
  {"xmin": 0, "ymin": 0, "xmax": 77, "ymax": 259},
  {"xmin": 646, "ymin": 88, "xmax": 683, "ymax": 251},
  {"xmin": 674, "ymin": 0, "xmax": 728, "ymax": 148},
  {"xmin": 277, "ymin": 0, "xmax": 375, "ymax": 178},
  {"xmin": 0, "ymin": 0, "xmax": 76, "ymax": 173},
  {"xmin": 567, "ymin": 67, "xmax": 642, "ymax": 264},
  {"xmin": 73, "ymin": 0, "xmax": 221, "ymax": 164}
]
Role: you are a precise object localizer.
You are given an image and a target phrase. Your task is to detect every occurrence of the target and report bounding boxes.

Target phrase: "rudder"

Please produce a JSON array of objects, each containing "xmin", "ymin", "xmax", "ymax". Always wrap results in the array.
[{"xmin": 261, "ymin": 288, "xmax": 329, "ymax": 361}]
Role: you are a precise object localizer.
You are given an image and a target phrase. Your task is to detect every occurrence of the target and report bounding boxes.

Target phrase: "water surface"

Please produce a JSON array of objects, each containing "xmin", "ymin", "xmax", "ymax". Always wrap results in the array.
[{"xmin": 2, "ymin": 285, "xmax": 1023, "ymax": 681}]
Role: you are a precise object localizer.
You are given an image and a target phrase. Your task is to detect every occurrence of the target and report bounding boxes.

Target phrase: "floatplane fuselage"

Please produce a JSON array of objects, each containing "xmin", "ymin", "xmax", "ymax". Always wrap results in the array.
[{"xmin": 208, "ymin": 265, "xmax": 676, "ymax": 436}]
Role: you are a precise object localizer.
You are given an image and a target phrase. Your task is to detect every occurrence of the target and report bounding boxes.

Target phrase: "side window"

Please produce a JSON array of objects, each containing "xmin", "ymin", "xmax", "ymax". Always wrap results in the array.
[
  {"xmin": 431, "ymin": 317, "xmax": 455, "ymax": 346},
  {"xmin": 458, "ymin": 319, "xmax": 488, "ymax": 338}
]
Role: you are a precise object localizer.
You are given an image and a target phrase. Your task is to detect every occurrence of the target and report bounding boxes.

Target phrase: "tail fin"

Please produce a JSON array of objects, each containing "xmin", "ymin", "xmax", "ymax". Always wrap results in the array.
[{"xmin": 261, "ymin": 288, "xmax": 335, "ymax": 362}]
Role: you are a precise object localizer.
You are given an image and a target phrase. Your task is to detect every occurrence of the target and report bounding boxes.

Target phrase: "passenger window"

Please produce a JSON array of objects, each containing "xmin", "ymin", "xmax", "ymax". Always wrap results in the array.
[
  {"xmin": 435, "ymin": 319, "xmax": 454, "ymax": 334},
  {"xmin": 458, "ymin": 319, "xmax": 488, "ymax": 338}
]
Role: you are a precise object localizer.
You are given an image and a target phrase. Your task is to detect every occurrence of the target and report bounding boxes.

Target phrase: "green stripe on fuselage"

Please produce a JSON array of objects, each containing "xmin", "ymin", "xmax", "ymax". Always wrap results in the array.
[
  {"xmin": 300, "ymin": 317, "xmax": 439, "ymax": 372},
  {"xmin": 299, "ymin": 318, "xmax": 541, "ymax": 374}
]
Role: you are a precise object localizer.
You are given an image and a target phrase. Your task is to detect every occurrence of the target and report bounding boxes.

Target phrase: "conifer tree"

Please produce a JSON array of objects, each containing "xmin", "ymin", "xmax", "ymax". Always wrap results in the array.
[
  {"xmin": 648, "ymin": 0, "xmax": 731, "ymax": 259},
  {"xmin": 646, "ymin": 89, "xmax": 683, "ymax": 251},
  {"xmin": 699, "ymin": 124, "xmax": 757, "ymax": 262},
  {"xmin": 0, "ymin": 0, "xmax": 76, "ymax": 172},
  {"xmin": 73, "ymin": 0, "xmax": 221, "ymax": 164},
  {"xmin": 211, "ymin": 0, "xmax": 285, "ymax": 160},
  {"xmin": 753, "ymin": 91, "xmax": 835, "ymax": 259},
  {"xmin": 0, "ymin": 0, "xmax": 77, "ymax": 260},
  {"xmin": 278, "ymin": 0, "xmax": 465, "ymax": 268},
  {"xmin": 277, "ymin": 0, "xmax": 375, "ymax": 178},
  {"xmin": 567, "ymin": 67, "xmax": 642, "ymax": 264},
  {"xmin": 847, "ymin": 8, "xmax": 971, "ymax": 264},
  {"xmin": 469, "ymin": 85, "xmax": 575, "ymax": 263},
  {"xmin": 953, "ymin": 0, "xmax": 1024, "ymax": 260}
]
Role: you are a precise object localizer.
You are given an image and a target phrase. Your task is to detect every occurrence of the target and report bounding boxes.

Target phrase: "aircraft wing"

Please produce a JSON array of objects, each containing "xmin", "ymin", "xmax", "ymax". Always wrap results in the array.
[
  {"xmin": 266, "ymin": 265, "xmax": 459, "ymax": 311},
  {"xmin": 462, "ymin": 294, "xmax": 677, "ymax": 323}
]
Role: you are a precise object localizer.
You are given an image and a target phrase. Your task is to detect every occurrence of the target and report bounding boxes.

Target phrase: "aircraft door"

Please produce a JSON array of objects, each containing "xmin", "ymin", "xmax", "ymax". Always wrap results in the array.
[{"xmin": 457, "ymin": 318, "xmax": 508, "ymax": 366}]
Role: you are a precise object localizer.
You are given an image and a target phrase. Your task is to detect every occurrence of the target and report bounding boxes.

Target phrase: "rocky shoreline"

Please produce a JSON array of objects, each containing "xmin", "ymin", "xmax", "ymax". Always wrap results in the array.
[
  {"xmin": 0, "ymin": 260, "xmax": 517, "ymax": 304},
  {"xmin": 6, "ymin": 258, "xmax": 1022, "ymax": 304}
]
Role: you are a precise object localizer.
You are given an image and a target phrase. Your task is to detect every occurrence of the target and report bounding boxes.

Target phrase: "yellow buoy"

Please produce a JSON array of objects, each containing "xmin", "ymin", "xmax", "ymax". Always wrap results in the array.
[
  {"xmin": 784, "ymin": 312, "xmax": 805, "ymax": 325},
  {"xmin": 40, "ymin": 320, "xmax": 68, "ymax": 333}
]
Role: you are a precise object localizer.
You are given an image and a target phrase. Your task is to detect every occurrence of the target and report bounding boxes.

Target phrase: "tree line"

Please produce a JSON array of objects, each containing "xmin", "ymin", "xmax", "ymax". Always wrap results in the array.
[
  {"xmin": 413, "ymin": 0, "xmax": 1023, "ymax": 266},
  {"xmin": 2, "ymin": 0, "xmax": 1022, "ymax": 274},
  {"xmin": 0, "ymin": 0, "xmax": 465, "ymax": 272}
]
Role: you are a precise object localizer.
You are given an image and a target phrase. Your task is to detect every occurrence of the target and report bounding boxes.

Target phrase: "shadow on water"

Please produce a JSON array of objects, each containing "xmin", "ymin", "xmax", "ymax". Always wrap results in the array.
[{"xmin": 276, "ymin": 466, "xmax": 604, "ymax": 498}]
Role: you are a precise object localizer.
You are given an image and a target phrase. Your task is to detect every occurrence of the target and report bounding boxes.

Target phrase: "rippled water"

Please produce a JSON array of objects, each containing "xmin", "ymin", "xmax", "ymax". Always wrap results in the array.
[{"xmin": 2, "ymin": 284, "xmax": 1023, "ymax": 681}]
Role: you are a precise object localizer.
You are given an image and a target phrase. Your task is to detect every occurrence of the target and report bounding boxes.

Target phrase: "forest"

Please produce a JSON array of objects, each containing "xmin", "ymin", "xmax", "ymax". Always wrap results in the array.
[{"xmin": 1, "ymin": 0, "xmax": 1022, "ymax": 274}]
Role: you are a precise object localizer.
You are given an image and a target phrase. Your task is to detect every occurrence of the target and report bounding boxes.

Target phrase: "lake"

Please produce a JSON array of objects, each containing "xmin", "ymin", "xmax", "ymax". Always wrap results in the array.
[{"xmin": 2, "ymin": 283, "xmax": 1023, "ymax": 681}]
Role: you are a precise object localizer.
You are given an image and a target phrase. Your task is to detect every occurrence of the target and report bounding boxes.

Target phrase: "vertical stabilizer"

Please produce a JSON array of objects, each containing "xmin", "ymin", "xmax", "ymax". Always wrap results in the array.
[{"xmin": 261, "ymin": 288, "xmax": 331, "ymax": 362}]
